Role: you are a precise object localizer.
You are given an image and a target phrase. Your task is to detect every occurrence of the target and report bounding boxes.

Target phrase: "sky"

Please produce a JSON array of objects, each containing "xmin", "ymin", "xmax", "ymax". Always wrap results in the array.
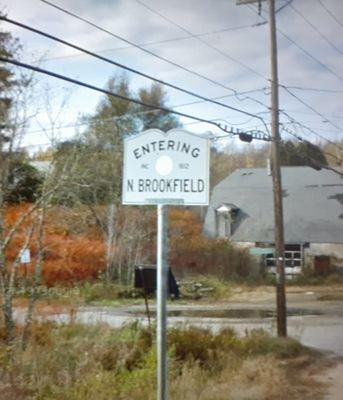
[{"xmin": 1, "ymin": 0, "xmax": 342, "ymax": 153}]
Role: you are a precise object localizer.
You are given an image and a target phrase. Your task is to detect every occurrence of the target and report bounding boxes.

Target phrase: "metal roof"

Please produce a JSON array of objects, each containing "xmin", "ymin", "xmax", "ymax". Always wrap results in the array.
[{"xmin": 204, "ymin": 166, "xmax": 343, "ymax": 244}]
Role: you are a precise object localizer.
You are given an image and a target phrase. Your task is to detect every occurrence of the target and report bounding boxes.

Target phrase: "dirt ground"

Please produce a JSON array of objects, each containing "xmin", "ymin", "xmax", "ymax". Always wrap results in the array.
[{"xmin": 316, "ymin": 360, "xmax": 343, "ymax": 400}]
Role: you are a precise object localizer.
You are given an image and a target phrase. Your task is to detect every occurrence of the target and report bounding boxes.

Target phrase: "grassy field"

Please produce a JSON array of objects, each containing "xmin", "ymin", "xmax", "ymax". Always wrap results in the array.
[
  {"xmin": 13, "ymin": 273, "xmax": 343, "ymax": 309},
  {"xmin": 0, "ymin": 321, "xmax": 327, "ymax": 400}
]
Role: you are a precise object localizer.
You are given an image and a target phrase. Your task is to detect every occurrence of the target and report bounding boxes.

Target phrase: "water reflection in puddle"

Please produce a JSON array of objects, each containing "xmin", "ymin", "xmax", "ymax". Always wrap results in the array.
[{"xmin": 131, "ymin": 308, "xmax": 322, "ymax": 319}]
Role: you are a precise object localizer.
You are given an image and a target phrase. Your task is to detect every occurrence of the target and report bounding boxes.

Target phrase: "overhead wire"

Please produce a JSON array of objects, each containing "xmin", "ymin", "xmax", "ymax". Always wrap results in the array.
[
  {"xmin": 277, "ymin": 28, "xmax": 343, "ymax": 84},
  {"xmin": 218, "ymin": 1, "xmax": 343, "ymax": 156},
  {"xmin": 274, "ymin": 0, "xmax": 294, "ymax": 14},
  {"xmin": 281, "ymin": 85, "xmax": 343, "ymax": 132},
  {"xmin": 25, "ymin": 1, "xmax": 342, "ymax": 153},
  {"xmin": 0, "ymin": 56, "xmax": 272, "ymax": 142},
  {"xmin": 317, "ymin": 0, "xmax": 343, "ymax": 29},
  {"xmin": 280, "ymin": 110, "xmax": 343, "ymax": 151},
  {"xmin": 37, "ymin": 0, "xmax": 272, "ymax": 119},
  {"xmin": 134, "ymin": 0, "xmax": 267, "ymax": 80},
  {"xmin": 43, "ymin": 23, "xmax": 264, "ymax": 62},
  {"xmin": 289, "ymin": 2, "xmax": 343, "ymax": 57},
  {"xmin": 282, "ymin": 85, "xmax": 343, "ymax": 94},
  {"xmin": 280, "ymin": 124, "xmax": 343, "ymax": 176},
  {"xmin": 246, "ymin": 3, "xmax": 343, "ymax": 84},
  {"xmin": 242, "ymin": 2, "xmax": 343, "ymax": 142},
  {"xmin": 17, "ymin": 115, "xmax": 225, "ymax": 150},
  {"xmin": 1, "ymin": 16, "xmax": 271, "ymax": 132},
  {"xmin": 25, "ymin": 89, "xmax": 267, "ymax": 136},
  {"xmin": 244, "ymin": 2, "xmax": 343, "ymax": 154},
  {"xmin": 3, "ymin": 0, "xmax": 340, "ymax": 166}
]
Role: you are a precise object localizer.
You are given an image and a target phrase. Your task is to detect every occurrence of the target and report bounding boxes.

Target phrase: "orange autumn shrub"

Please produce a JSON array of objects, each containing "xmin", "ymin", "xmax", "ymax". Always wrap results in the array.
[
  {"xmin": 39, "ymin": 236, "xmax": 106, "ymax": 286},
  {"xmin": 4, "ymin": 204, "xmax": 251, "ymax": 286},
  {"xmin": 4, "ymin": 203, "xmax": 37, "ymax": 262},
  {"xmin": 4, "ymin": 204, "xmax": 106, "ymax": 286}
]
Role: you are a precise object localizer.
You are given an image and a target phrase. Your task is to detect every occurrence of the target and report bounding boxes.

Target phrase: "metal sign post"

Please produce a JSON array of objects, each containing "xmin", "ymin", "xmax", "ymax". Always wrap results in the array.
[
  {"xmin": 157, "ymin": 204, "xmax": 168, "ymax": 400},
  {"xmin": 122, "ymin": 128, "xmax": 209, "ymax": 400}
]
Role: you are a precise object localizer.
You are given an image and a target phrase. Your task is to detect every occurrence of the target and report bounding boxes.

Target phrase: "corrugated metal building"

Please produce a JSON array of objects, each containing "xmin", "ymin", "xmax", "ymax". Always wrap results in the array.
[{"xmin": 204, "ymin": 166, "xmax": 343, "ymax": 276}]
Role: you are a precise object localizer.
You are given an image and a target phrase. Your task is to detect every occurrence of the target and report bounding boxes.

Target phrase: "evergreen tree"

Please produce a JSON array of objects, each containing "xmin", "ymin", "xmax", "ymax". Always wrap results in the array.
[
  {"xmin": 280, "ymin": 140, "xmax": 328, "ymax": 168},
  {"xmin": 138, "ymin": 82, "xmax": 180, "ymax": 131}
]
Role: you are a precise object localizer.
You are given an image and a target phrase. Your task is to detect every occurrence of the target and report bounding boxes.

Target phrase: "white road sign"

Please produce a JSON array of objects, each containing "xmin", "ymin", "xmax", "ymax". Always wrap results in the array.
[
  {"xmin": 122, "ymin": 129, "xmax": 209, "ymax": 205},
  {"xmin": 19, "ymin": 248, "xmax": 31, "ymax": 264}
]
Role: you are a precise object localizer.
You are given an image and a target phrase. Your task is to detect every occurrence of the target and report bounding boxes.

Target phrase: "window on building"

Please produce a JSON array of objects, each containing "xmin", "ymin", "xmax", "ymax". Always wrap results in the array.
[
  {"xmin": 265, "ymin": 244, "xmax": 303, "ymax": 277},
  {"xmin": 215, "ymin": 203, "xmax": 240, "ymax": 238}
]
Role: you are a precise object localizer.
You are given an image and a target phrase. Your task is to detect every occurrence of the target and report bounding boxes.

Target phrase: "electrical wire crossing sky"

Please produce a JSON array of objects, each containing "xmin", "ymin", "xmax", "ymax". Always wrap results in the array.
[{"xmin": 1, "ymin": 0, "xmax": 342, "ymax": 150}]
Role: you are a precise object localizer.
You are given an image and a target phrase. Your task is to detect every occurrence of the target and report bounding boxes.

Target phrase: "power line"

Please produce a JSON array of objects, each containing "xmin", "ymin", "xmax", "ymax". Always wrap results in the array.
[
  {"xmin": 1, "ymin": 16, "xmax": 270, "ymax": 131},
  {"xmin": 248, "ymin": 0, "xmax": 293, "ymax": 15},
  {"xmin": 289, "ymin": 2, "xmax": 343, "ymax": 57},
  {"xmin": 134, "ymin": 0, "xmax": 267, "ymax": 80},
  {"xmin": 16, "ymin": 117, "xmax": 221, "ymax": 149},
  {"xmin": 29, "ymin": 86, "xmax": 268, "ymax": 121},
  {"xmin": 282, "ymin": 85, "xmax": 343, "ymax": 94},
  {"xmin": 281, "ymin": 85, "xmax": 343, "ymax": 132},
  {"xmin": 277, "ymin": 28, "xmax": 343, "ymax": 84},
  {"xmin": 43, "ymin": 23, "xmax": 264, "ymax": 62},
  {"xmin": 280, "ymin": 110, "xmax": 343, "ymax": 151},
  {"xmin": 281, "ymin": 125, "xmax": 342, "ymax": 163},
  {"xmin": 246, "ymin": 4, "xmax": 343, "ymax": 84},
  {"xmin": 318, "ymin": 0, "xmax": 343, "ymax": 29},
  {"xmin": 25, "ymin": 89, "xmax": 267, "ymax": 136},
  {"xmin": 280, "ymin": 109, "xmax": 343, "ymax": 120},
  {"xmin": 275, "ymin": 0, "xmax": 293, "ymax": 14},
  {"xmin": 0, "ymin": 56, "xmax": 272, "ymax": 142},
  {"xmin": 281, "ymin": 120, "xmax": 343, "ymax": 128},
  {"xmin": 38, "ymin": 0, "xmax": 271, "ymax": 118},
  {"xmin": 242, "ymin": 4, "xmax": 343, "ymax": 142},
  {"xmin": 20, "ymin": 117, "xmax": 266, "ymax": 150}
]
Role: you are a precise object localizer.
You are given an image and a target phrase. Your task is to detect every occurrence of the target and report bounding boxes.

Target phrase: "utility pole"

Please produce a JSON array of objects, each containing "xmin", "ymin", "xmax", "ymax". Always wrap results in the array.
[
  {"xmin": 237, "ymin": 0, "xmax": 287, "ymax": 336},
  {"xmin": 268, "ymin": 0, "xmax": 287, "ymax": 337}
]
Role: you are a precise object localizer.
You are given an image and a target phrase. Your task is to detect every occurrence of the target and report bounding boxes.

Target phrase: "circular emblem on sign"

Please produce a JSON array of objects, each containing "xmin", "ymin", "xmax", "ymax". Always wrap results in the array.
[{"xmin": 155, "ymin": 155, "xmax": 173, "ymax": 176}]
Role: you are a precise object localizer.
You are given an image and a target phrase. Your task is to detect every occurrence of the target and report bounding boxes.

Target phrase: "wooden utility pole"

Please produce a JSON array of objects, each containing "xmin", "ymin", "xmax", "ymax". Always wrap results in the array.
[
  {"xmin": 237, "ymin": 0, "xmax": 287, "ymax": 336},
  {"xmin": 268, "ymin": 0, "xmax": 287, "ymax": 337}
]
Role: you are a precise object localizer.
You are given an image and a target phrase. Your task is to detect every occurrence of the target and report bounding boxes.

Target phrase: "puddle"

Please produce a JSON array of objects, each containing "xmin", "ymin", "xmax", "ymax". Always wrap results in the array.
[{"xmin": 132, "ymin": 308, "xmax": 322, "ymax": 319}]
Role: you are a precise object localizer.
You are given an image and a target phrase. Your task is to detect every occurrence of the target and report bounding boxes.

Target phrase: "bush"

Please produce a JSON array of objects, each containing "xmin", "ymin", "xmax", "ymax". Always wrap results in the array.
[
  {"xmin": 0, "ymin": 323, "xmax": 316, "ymax": 400},
  {"xmin": 169, "ymin": 209, "xmax": 253, "ymax": 280},
  {"xmin": 241, "ymin": 329, "xmax": 308, "ymax": 358},
  {"xmin": 6, "ymin": 160, "xmax": 43, "ymax": 203},
  {"xmin": 80, "ymin": 282, "xmax": 139, "ymax": 303}
]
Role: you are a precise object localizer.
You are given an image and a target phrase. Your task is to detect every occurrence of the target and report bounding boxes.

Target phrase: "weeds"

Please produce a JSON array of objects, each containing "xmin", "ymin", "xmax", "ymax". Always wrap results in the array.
[
  {"xmin": 287, "ymin": 270, "xmax": 343, "ymax": 286},
  {"xmin": 0, "ymin": 321, "xmax": 322, "ymax": 399}
]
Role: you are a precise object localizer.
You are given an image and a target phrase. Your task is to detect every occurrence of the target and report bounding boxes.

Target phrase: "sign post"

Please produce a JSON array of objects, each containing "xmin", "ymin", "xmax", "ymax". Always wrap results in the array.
[
  {"xmin": 122, "ymin": 128, "xmax": 209, "ymax": 400},
  {"xmin": 157, "ymin": 203, "xmax": 168, "ymax": 400}
]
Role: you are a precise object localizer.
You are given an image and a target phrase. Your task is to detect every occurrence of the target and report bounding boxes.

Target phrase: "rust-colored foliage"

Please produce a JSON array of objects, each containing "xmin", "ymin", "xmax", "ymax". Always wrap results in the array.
[
  {"xmin": 41, "ymin": 236, "xmax": 105, "ymax": 286},
  {"xmin": 4, "ymin": 203, "xmax": 36, "ymax": 261},
  {"xmin": 4, "ymin": 204, "xmax": 250, "ymax": 286},
  {"xmin": 4, "ymin": 204, "xmax": 106, "ymax": 286}
]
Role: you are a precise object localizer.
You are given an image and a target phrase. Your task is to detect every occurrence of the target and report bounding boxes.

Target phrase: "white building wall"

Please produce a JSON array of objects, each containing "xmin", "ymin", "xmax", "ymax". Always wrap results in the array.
[
  {"xmin": 304, "ymin": 243, "xmax": 343, "ymax": 268},
  {"xmin": 235, "ymin": 242, "xmax": 343, "ymax": 272}
]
